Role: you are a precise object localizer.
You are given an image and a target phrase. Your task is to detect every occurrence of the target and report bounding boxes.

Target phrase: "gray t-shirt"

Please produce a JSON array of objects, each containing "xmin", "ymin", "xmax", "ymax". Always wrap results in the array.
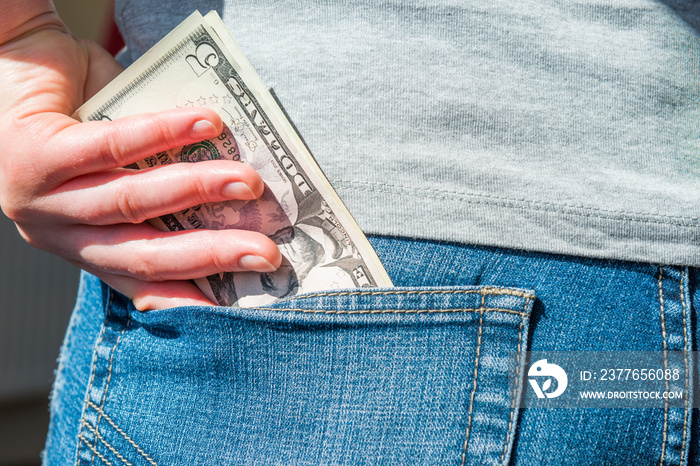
[{"xmin": 115, "ymin": 0, "xmax": 700, "ymax": 266}]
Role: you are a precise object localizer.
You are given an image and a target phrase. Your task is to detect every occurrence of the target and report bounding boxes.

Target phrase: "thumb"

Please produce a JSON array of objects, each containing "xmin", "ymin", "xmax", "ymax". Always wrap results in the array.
[{"xmin": 81, "ymin": 39, "xmax": 125, "ymax": 101}]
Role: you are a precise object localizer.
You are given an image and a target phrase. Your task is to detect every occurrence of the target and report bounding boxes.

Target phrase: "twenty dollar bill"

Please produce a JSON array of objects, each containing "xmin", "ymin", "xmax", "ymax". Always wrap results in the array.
[{"xmin": 76, "ymin": 11, "xmax": 392, "ymax": 306}]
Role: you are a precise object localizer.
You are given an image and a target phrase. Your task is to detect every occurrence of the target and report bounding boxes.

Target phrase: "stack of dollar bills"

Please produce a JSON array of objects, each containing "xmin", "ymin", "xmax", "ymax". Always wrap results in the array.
[{"xmin": 76, "ymin": 11, "xmax": 392, "ymax": 307}]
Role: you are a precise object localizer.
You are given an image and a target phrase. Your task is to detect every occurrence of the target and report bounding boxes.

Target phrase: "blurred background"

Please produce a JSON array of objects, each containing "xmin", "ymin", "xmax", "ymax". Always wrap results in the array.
[{"xmin": 0, "ymin": 1, "xmax": 119, "ymax": 464}]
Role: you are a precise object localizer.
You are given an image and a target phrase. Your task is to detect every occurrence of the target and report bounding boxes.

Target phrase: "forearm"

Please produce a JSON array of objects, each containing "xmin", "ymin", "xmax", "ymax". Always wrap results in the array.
[{"xmin": 0, "ymin": 0, "xmax": 63, "ymax": 44}]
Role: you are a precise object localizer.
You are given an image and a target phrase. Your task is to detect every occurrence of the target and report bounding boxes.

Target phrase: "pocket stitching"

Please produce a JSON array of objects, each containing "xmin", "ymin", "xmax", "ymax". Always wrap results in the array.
[
  {"xmin": 499, "ymin": 296, "xmax": 532, "ymax": 466},
  {"xmin": 79, "ymin": 419, "xmax": 133, "ymax": 466},
  {"xmin": 658, "ymin": 266, "xmax": 669, "ymax": 466},
  {"xmin": 460, "ymin": 295, "xmax": 486, "ymax": 465},
  {"xmin": 265, "ymin": 287, "xmax": 534, "ymax": 303},
  {"xmin": 76, "ymin": 434, "xmax": 114, "ymax": 466},
  {"xmin": 680, "ymin": 268, "xmax": 689, "ymax": 465},
  {"xmin": 248, "ymin": 307, "xmax": 530, "ymax": 316},
  {"xmin": 86, "ymin": 400, "xmax": 158, "ymax": 466}
]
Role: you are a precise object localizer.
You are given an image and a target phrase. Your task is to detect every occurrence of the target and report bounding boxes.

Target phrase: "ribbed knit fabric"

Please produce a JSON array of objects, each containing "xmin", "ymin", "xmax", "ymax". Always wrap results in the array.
[{"xmin": 115, "ymin": 0, "xmax": 700, "ymax": 266}]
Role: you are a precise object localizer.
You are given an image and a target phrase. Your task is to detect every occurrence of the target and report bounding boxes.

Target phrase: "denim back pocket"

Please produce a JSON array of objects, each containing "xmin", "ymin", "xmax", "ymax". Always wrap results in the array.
[{"xmin": 75, "ymin": 285, "xmax": 534, "ymax": 466}]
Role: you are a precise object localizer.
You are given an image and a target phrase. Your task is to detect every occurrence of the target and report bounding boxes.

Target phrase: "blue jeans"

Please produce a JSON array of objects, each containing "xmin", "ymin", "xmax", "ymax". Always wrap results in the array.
[{"xmin": 44, "ymin": 235, "xmax": 699, "ymax": 465}]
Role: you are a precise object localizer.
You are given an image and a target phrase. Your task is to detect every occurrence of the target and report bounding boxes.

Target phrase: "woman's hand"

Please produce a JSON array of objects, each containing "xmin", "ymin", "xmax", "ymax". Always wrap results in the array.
[{"xmin": 0, "ymin": 7, "xmax": 281, "ymax": 310}]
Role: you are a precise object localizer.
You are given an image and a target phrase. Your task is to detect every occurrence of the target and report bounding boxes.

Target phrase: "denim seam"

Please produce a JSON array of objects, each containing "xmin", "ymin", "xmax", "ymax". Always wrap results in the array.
[
  {"xmin": 250, "ymin": 307, "xmax": 529, "ymax": 317},
  {"xmin": 77, "ymin": 434, "xmax": 115, "ymax": 466},
  {"xmin": 267, "ymin": 287, "xmax": 535, "ymax": 303},
  {"xmin": 92, "ymin": 289, "xmax": 131, "ymax": 466},
  {"xmin": 460, "ymin": 295, "xmax": 486, "ymax": 466},
  {"xmin": 85, "ymin": 400, "xmax": 158, "ymax": 466},
  {"xmin": 658, "ymin": 266, "xmax": 670, "ymax": 466},
  {"xmin": 80, "ymin": 420, "xmax": 133, "ymax": 466},
  {"xmin": 500, "ymin": 296, "xmax": 531, "ymax": 466},
  {"xmin": 75, "ymin": 288, "xmax": 114, "ymax": 466},
  {"xmin": 680, "ymin": 268, "xmax": 689, "ymax": 466}
]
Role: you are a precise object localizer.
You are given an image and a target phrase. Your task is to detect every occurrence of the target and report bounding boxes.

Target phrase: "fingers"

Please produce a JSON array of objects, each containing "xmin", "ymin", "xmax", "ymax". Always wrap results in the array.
[
  {"xmin": 0, "ymin": 27, "xmax": 280, "ymax": 310},
  {"xmin": 52, "ymin": 107, "xmax": 224, "ymax": 177},
  {"xmin": 75, "ymin": 224, "xmax": 282, "ymax": 282},
  {"xmin": 49, "ymin": 160, "xmax": 265, "ymax": 225},
  {"xmin": 93, "ymin": 271, "xmax": 217, "ymax": 311}
]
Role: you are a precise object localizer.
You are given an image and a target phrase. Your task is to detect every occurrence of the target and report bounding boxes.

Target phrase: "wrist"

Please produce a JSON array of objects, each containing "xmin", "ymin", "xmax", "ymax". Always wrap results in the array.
[{"xmin": 0, "ymin": 1, "xmax": 63, "ymax": 45}]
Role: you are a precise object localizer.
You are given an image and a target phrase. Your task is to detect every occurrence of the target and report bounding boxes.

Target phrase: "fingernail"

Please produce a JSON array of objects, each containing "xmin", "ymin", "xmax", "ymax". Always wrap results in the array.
[
  {"xmin": 221, "ymin": 182, "xmax": 256, "ymax": 199},
  {"xmin": 238, "ymin": 255, "xmax": 277, "ymax": 273},
  {"xmin": 189, "ymin": 120, "xmax": 218, "ymax": 140}
]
